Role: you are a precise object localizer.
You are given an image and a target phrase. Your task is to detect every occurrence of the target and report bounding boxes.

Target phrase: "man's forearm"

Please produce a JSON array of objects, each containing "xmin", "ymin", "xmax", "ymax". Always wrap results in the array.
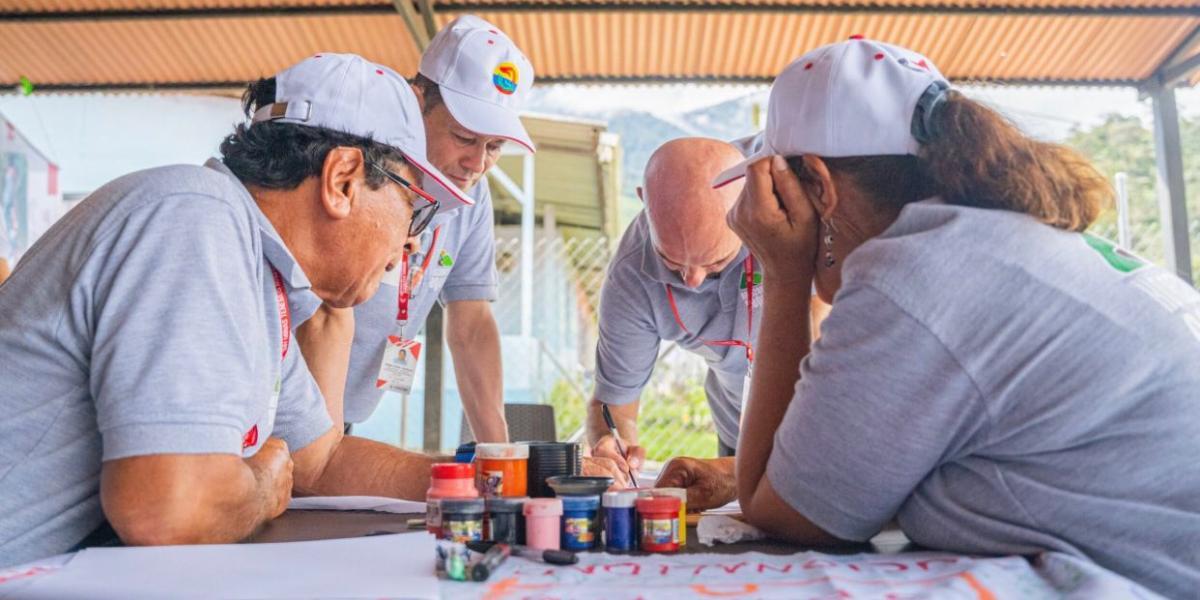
[
  {"xmin": 101, "ymin": 455, "xmax": 276, "ymax": 546},
  {"xmin": 295, "ymin": 304, "xmax": 355, "ymax": 430},
  {"xmin": 446, "ymin": 301, "xmax": 507, "ymax": 443},
  {"xmin": 736, "ymin": 276, "xmax": 813, "ymax": 503},
  {"xmin": 295, "ymin": 434, "xmax": 443, "ymax": 500}
]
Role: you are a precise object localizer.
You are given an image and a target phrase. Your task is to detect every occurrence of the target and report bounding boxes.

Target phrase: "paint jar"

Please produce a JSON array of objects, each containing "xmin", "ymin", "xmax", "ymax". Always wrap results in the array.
[
  {"xmin": 636, "ymin": 496, "xmax": 681, "ymax": 553},
  {"xmin": 440, "ymin": 498, "xmax": 485, "ymax": 543},
  {"xmin": 651, "ymin": 487, "xmax": 688, "ymax": 545},
  {"xmin": 454, "ymin": 442, "xmax": 476, "ymax": 464},
  {"xmin": 486, "ymin": 497, "xmax": 526, "ymax": 545},
  {"xmin": 602, "ymin": 490, "xmax": 637, "ymax": 553},
  {"xmin": 526, "ymin": 442, "xmax": 582, "ymax": 498},
  {"xmin": 560, "ymin": 495, "xmax": 601, "ymax": 551},
  {"xmin": 523, "ymin": 498, "xmax": 563, "ymax": 550},
  {"xmin": 475, "ymin": 443, "xmax": 529, "ymax": 498},
  {"xmin": 426, "ymin": 463, "xmax": 477, "ymax": 536}
]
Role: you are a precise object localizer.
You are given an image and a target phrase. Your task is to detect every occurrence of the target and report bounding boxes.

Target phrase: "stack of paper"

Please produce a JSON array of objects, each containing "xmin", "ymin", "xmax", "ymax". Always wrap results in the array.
[{"xmin": 13, "ymin": 532, "xmax": 438, "ymax": 599}]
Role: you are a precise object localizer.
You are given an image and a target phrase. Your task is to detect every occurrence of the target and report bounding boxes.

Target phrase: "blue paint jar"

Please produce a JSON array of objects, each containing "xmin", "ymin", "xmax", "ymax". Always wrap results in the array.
[
  {"xmin": 602, "ymin": 490, "xmax": 637, "ymax": 553},
  {"xmin": 560, "ymin": 495, "xmax": 601, "ymax": 551}
]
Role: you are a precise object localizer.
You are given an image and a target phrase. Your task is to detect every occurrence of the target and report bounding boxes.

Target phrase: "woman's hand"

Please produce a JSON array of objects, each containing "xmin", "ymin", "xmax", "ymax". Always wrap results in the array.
[{"xmin": 727, "ymin": 155, "xmax": 821, "ymax": 286}]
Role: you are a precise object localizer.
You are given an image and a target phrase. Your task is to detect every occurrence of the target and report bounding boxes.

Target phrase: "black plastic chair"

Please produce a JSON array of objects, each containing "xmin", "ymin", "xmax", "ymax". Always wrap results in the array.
[{"xmin": 459, "ymin": 403, "xmax": 557, "ymax": 443}]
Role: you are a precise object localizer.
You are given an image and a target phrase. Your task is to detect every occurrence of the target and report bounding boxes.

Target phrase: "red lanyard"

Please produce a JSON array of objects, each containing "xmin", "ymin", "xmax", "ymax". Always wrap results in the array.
[
  {"xmin": 270, "ymin": 267, "xmax": 291, "ymax": 360},
  {"xmin": 396, "ymin": 225, "xmax": 443, "ymax": 323},
  {"xmin": 664, "ymin": 255, "xmax": 755, "ymax": 362}
]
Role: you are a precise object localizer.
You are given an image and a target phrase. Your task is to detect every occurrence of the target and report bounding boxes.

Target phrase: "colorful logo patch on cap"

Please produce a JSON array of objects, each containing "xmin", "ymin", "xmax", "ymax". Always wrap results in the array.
[{"xmin": 492, "ymin": 62, "xmax": 519, "ymax": 95}]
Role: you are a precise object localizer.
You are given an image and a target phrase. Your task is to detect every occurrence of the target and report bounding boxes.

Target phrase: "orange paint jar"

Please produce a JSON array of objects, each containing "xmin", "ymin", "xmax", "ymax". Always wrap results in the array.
[{"xmin": 475, "ymin": 443, "xmax": 529, "ymax": 497}]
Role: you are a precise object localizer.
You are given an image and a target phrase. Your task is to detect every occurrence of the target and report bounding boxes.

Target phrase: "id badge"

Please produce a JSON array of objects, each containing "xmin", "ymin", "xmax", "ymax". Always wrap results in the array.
[{"xmin": 376, "ymin": 335, "xmax": 422, "ymax": 394}]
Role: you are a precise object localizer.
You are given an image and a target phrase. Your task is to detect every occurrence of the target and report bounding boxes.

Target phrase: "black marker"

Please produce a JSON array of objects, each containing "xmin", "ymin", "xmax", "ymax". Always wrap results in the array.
[
  {"xmin": 601, "ymin": 404, "xmax": 638, "ymax": 486},
  {"xmin": 467, "ymin": 541, "xmax": 578, "ymax": 570},
  {"xmin": 470, "ymin": 543, "xmax": 511, "ymax": 582}
]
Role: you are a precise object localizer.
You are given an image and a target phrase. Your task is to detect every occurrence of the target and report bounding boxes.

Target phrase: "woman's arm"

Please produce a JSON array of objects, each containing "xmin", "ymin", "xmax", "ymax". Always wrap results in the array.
[{"xmin": 726, "ymin": 156, "xmax": 848, "ymax": 546}]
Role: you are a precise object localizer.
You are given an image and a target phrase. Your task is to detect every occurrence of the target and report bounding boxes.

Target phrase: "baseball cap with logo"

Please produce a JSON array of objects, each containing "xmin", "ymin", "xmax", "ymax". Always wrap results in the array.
[
  {"xmin": 419, "ymin": 15, "xmax": 536, "ymax": 152},
  {"xmin": 251, "ymin": 52, "xmax": 472, "ymax": 207},
  {"xmin": 713, "ymin": 37, "xmax": 949, "ymax": 188}
]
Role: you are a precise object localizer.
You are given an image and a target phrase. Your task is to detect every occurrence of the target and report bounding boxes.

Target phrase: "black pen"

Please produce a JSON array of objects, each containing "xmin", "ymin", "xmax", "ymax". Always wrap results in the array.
[
  {"xmin": 601, "ymin": 403, "xmax": 638, "ymax": 486},
  {"xmin": 467, "ymin": 541, "xmax": 578, "ymax": 568},
  {"xmin": 469, "ymin": 542, "xmax": 511, "ymax": 581}
]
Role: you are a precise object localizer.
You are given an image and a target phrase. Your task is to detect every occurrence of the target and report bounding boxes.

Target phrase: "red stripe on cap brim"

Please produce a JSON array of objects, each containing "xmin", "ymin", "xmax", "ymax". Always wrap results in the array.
[{"xmin": 402, "ymin": 152, "xmax": 474, "ymax": 206}]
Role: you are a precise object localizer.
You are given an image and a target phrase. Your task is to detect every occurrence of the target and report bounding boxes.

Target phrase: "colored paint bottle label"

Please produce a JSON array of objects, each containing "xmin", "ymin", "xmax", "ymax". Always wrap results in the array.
[
  {"xmin": 643, "ymin": 518, "xmax": 674, "ymax": 545},
  {"xmin": 445, "ymin": 518, "xmax": 483, "ymax": 542},
  {"xmin": 484, "ymin": 470, "xmax": 504, "ymax": 496},
  {"xmin": 564, "ymin": 517, "xmax": 594, "ymax": 543}
]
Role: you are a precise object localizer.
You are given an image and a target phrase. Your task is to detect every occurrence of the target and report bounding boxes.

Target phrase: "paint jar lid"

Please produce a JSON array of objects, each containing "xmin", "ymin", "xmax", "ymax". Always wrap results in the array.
[
  {"xmin": 486, "ymin": 497, "xmax": 527, "ymax": 513},
  {"xmin": 636, "ymin": 496, "xmax": 680, "ymax": 514},
  {"xmin": 431, "ymin": 463, "xmax": 474, "ymax": 480},
  {"xmin": 650, "ymin": 487, "xmax": 687, "ymax": 501},
  {"xmin": 475, "ymin": 443, "xmax": 530, "ymax": 459},
  {"xmin": 523, "ymin": 498, "xmax": 563, "ymax": 517},
  {"xmin": 602, "ymin": 490, "xmax": 638, "ymax": 508},
  {"xmin": 440, "ymin": 498, "xmax": 485, "ymax": 514},
  {"xmin": 547, "ymin": 475, "xmax": 612, "ymax": 497},
  {"xmin": 561, "ymin": 495, "xmax": 601, "ymax": 511}
]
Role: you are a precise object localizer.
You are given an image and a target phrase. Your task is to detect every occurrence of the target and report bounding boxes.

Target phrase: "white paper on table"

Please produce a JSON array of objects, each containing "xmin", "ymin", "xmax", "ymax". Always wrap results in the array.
[
  {"xmin": 701, "ymin": 499, "xmax": 742, "ymax": 516},
  {"xmin": 697, "ymin": 514, "xmax": 765, "ymax": 546},
  {"xmin": 440, "ymin": 550, "xmax": 1165, "ymax": 600},
  {"xmin": 0, "ymin": 554, "xmax": 74, "ymax": 600},
  {"xmin": 15, "ymin": 532, "xmax": 438, "ymax": 600},
  {"xmin": 288, "ymin": 495, "xmax": 426, "ymax": 514}
]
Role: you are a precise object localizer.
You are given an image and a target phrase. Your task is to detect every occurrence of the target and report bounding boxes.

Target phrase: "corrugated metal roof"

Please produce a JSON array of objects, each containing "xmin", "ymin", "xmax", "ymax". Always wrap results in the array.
[
  {"xmin": 0, "ymin": 1, "xmax": 1195, "ymax": 88},
  {"xmin": 448, "ymin": 11, "xmax": 1198, "ymax": 82},
  {"xmin": 0, "ymin": 15, "xmax": 421, "ymax": 86},
  {"xmin": 4, "ymin": 0, "xmax": 1198, "ymax": 10}
]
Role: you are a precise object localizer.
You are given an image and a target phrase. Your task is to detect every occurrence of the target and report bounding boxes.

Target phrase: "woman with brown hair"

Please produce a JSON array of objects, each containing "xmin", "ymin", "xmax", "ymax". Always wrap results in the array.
[{"xmin": 673, "ymin": 38, "xmax": 1200, "ymax": 598}]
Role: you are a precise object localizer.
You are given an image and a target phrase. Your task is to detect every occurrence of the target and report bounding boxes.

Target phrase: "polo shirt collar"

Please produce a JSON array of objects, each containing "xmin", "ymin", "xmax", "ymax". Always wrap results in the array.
[{"xmin": 204, "ymin": 158, "xmax": 322, "ymax": 323}]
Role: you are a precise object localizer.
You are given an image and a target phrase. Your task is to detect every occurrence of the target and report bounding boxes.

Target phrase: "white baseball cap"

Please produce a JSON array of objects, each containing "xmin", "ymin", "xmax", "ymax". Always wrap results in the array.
[
  {"xmin": 419, "ymin": 15, "xmax": 536, "ymax": 152},
  {"xmin": 713, "ymin": 37, "xmax": 949, "ymax": 188},
  {"xmin": 251, "ymin": 52, "xmax": 472, "ymax": 207}
]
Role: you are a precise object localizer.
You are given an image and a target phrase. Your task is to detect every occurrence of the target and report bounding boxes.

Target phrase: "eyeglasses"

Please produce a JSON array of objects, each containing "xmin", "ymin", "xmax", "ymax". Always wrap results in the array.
[{"xmin": 371, "ymin": 162, "xmax": 440, "ymax": 237}]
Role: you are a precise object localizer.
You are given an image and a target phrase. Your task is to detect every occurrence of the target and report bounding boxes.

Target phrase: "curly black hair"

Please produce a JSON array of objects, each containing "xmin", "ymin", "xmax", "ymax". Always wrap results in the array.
[{"xmin": 219, "ymin": 77, "xmax": 408, "ymax": 190}]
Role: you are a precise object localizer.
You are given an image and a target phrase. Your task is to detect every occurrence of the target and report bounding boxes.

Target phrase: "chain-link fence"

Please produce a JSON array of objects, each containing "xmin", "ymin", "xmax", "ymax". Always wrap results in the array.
[{"xmin": 491, "ymin": 230, "xmax": 719, "ymax": 463}]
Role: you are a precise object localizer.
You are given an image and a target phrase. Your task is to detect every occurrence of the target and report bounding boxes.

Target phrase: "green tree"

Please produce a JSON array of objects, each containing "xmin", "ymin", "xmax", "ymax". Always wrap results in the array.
[{"xmin": 1064, "ymin": 113, "xmax": 1200, "ymax": 270}]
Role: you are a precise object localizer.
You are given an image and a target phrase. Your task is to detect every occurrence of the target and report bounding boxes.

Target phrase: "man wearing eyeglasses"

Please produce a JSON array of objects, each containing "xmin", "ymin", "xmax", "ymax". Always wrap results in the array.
[
  {"xmin": 337, "ymin": 16, "xmax": 529, "ymax": 445},
  {"xmin": 0, "ymin": 54, "xmax": 469, "ymax": 567}
]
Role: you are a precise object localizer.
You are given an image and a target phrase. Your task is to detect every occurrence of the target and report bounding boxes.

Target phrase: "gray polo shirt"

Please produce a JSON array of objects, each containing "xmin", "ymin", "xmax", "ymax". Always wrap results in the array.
[
  {"xmin": 0, "ymin": 159, "xmax": 333, "ymax": 568},
  {"xmin": 593, "ymin": 212, "xmax": 759, "ymax": 448},
  {"xmin": 767, "ymin": 200, "xmax": 1200, "ymax": 599},
  {"xmin": 343, "ymin": 180, "xmax": 497, "ymax": 423}
]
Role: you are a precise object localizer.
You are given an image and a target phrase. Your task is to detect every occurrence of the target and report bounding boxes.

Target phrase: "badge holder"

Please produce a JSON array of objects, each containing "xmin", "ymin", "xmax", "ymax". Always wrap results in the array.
[{"xmin": 376, "ymin": 254, "xmax": 422, "ymax": 446}]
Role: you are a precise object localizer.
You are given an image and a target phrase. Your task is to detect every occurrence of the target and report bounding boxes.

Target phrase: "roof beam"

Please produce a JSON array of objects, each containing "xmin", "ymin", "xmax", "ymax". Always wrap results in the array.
[
  {"xmin": 416, "ymin": 0, "xmax": 440, "ymax": 38},
  {"xmin": 3, "ymin": 2, "xmax": 1198, "ymax": 22},
  {"xmin": 391, "ymin": 0, "xmax": 430, "ymax": 49},
  {"xmin": 1, "ymin": 75, "xmax": 1145, "ymax": 92},
  {"xmin": 1152, "ymin": 24, "xmax": 1200, "ymax": 87}
]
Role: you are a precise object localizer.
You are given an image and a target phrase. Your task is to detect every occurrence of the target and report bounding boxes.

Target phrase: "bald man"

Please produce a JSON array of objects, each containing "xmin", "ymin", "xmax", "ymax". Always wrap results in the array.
[{"xmin": 588, "ymin": 138, "xmax": 758, "ymax": 479}]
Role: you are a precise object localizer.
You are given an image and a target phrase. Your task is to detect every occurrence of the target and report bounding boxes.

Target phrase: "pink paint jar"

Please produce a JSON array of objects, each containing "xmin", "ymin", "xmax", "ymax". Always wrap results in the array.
[
  {"xmin": 523, "ymin": 498, "xmax": 563, "ymax": 550},
  {"xmin": 426, "ymin": 463, "xmax": 478, "ymax": 536}
]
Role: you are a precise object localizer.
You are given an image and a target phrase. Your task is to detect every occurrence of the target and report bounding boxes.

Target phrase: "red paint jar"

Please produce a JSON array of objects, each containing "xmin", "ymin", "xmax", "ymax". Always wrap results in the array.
[
  {"xmin": 427, "ymin": 463, "xmax": 477, "ymax": 536},
  {"xmin": 636, "ymin": 496, "xmax": 681, "ymax": 553}
]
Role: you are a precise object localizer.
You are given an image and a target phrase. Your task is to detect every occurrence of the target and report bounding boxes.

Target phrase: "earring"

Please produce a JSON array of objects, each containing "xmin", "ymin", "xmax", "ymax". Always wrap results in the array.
[{"xmin": 822, "ymin": 219, "xmax": 837, "ymax": 268}]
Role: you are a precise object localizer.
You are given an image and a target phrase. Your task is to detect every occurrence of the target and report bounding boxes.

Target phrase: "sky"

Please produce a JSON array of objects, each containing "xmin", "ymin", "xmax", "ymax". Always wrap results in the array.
[{"xmin": 1, "ymin": 85, "xmax": 1197, "ymax": 196}]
